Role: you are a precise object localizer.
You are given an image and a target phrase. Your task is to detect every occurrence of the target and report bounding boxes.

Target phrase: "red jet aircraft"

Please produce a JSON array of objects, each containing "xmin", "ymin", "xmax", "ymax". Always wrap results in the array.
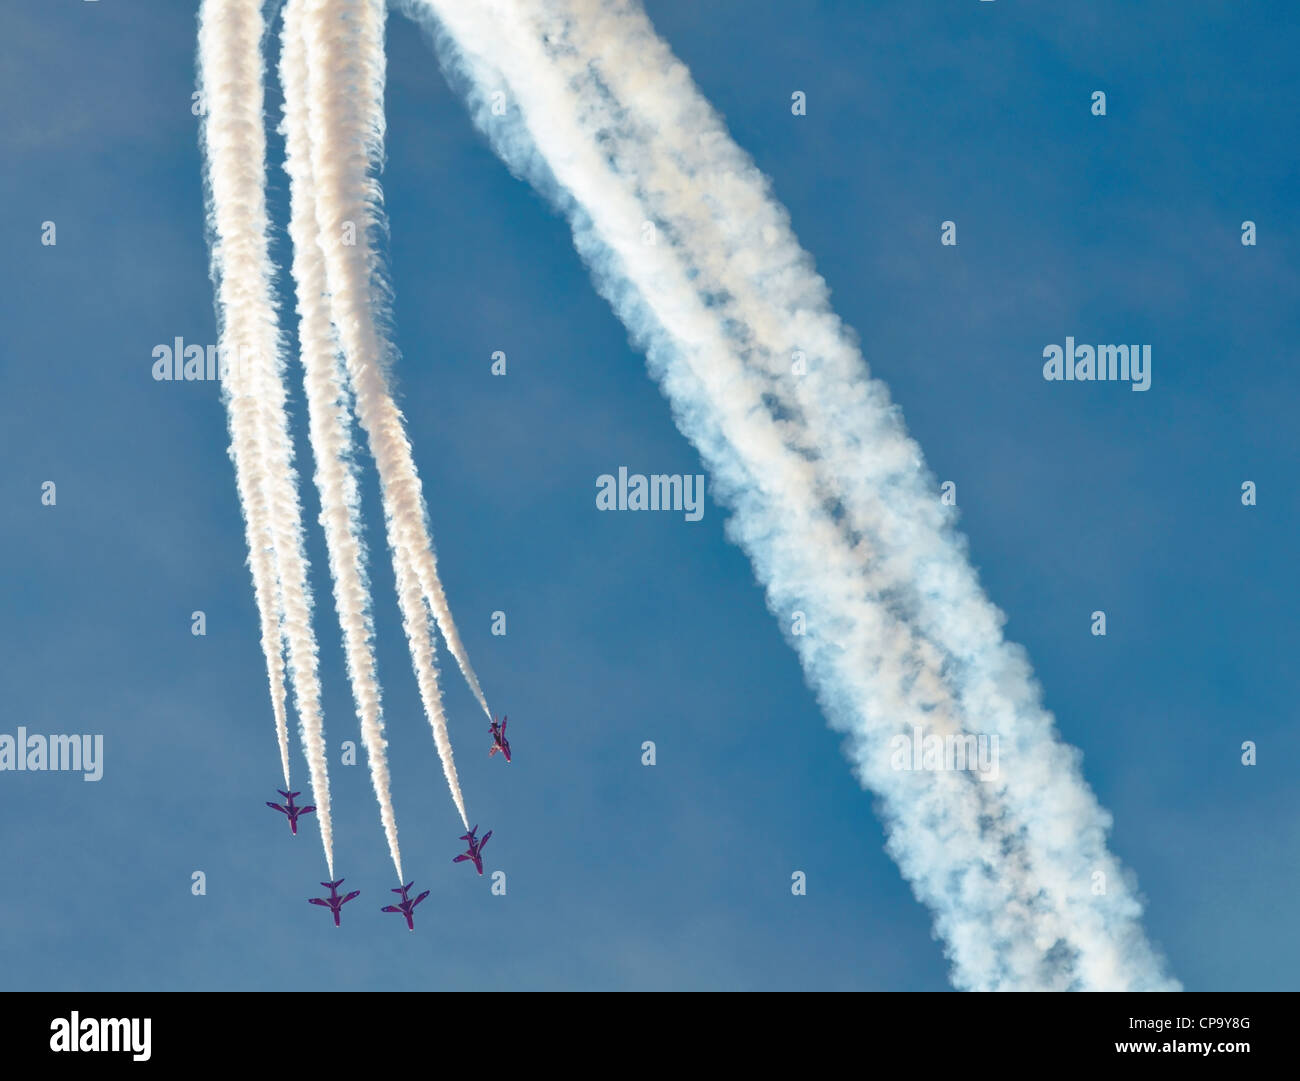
[
  {"xmin": 381, "ymin": 882, "xmax": 430, "ymax": 931},
  {"xmin": 488, "ymin": 716, "xmax": 511, "ymax": 763},
  {"xmin": 453, "ymin": 825, "xmax": 492, "ymax": 876},
  {"xmin": 266, "ymin": 790, "xmax": 315, "ymax": 835},
  {"xmin": 308, "ymin": 879, "xmax": 360, "ymax": 927}
]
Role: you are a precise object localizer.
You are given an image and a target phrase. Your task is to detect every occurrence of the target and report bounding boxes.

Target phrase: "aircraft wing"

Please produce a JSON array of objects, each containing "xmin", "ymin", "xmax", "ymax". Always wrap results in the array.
[
  {"xmin": 267, "ymin": 803, "xmax": 287, "ymax": 814},
  {"xmin": 412, "ymin": 891, "xmax": 430, "ymax": 907},
  {"xmin": 342, "ymin": 891, "xmax": 360, "ymax": 904},
  {"xmin": 308, "ymin": 898, "xmax": 330, "ymax": 907},
  {"xmin": 480, "ymin": 831, "xmax": 492, "ymax": 849},
  {"xmin": 452, "ymin": 853, "xmax": 470, "ymax": 863},
  {"xmin": 381, "ymin": 904, "xmax": 400, "ymax": 914}
]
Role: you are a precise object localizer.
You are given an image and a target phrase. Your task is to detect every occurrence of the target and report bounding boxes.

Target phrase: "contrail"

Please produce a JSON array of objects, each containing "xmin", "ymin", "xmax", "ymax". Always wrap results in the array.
[
  {"xmin": 198, "ymin": 0, "xmax": 334, "ymax": 875},
  {"xmin": 279, "ymin": 0, "xmax": 403, "ymax": 880},
  {"xmin": 299, "ymin": 0, "xmax": 478, "ymax": 827},
  {"xmin": 401, "ymin": 0, "xmax": 1177, "ymax": 989},
  {"xmin": 524, "ymin": 0, "xmax": 1178, "ymax": 992},
  {"xmin": 196, "ymin": 0, "xmax": 292, "ymax": 788}
]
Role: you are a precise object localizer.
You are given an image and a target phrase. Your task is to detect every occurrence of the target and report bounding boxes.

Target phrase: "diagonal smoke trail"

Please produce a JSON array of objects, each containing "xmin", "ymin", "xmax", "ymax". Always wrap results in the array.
[
  {"xmin": 525, "ymin": 0, "xmax": 1178, "ymax": 992},
  {"xmin": 298, "ymin": 0, "xmax": 478, "ymax": 826},
  {"xmin": 279, "ymin": 0, "xmax": 403, "ymax": 881},
  {"xmin": 402, "ymin": 0, "xmax": 1066, "ymax": 987},
  {"xmin": 198, "ymin": 0, "xmax": 334, "ymax": 875},
  {"xmin": 401, "ymin": 0, "xmax": 1177, "ymax": 989}
]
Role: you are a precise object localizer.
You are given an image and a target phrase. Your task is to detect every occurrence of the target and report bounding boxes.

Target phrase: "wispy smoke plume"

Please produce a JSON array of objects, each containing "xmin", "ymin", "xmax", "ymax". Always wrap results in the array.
[
  {"xmin": 400, "ymin": 0, "xmax": 1176, "ymax": 989},
  {"xmin": 198, "ymin": 0, "xmax": 334, "ymax": 875},
  {"xmin": 298, "ymin": 0, "xmax": 483, "ymax": 827},
  {"xmin": 279, "ymin": 0, "xmax": 402, "ymax": 879}
]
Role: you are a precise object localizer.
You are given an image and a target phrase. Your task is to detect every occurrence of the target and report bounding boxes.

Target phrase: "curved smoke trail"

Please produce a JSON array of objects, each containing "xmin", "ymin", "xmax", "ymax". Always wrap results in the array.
[
  {"xmin": 400, "ymin": 0, "xmax": 1177, "ymax": 989},
  {"xmin": 299, "ymin": 0, "xmax": 477, "ymax": 827},
  {"xmin": 196, "ymin": 0, "xmax": 293, "ymax": 789},
  {"xmin": 198, "ymin": 0, "xmax": 334, "ymax": 875},
  {"xmin": 279, "ymin": 0, "xmax": 403, "ymax": 880}
]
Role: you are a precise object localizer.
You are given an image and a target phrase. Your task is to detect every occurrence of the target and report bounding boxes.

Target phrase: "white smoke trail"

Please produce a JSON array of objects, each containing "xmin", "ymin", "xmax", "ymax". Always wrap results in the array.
[
  {"xmin": 400, "ymin": 0, "xmax": 1177, "ymax": 988},
  {"xmin": 299, "ymin": 0, "xmax": 478, "ymax": 827},
  {"xmin": 279, "ymin": 0, "xmax": 403, "ymax": 880},
  {"xmin": 403, "ymin": 0, "xmax": 1065, "ymax": 985},
  {"xmin": 196, "ymin": 0, "xmax": 293, "ymax": 789},
  {"xmin": 533, "ymin": 0, "xmax": 1163, "ymax": 991},
  {"xmin": 526, "ymin": 0, "xmax": 1177, "ymax": 992},
  {"xmin": 198, "ymin": 0, "xmax": 334, "ymax": 875}
]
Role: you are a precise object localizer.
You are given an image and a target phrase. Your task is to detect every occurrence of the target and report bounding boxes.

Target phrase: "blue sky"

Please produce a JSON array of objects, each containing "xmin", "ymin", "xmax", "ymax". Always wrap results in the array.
[{"xmin": 1, "ymin": 0, "xmax": 1296, "ymax": 990}]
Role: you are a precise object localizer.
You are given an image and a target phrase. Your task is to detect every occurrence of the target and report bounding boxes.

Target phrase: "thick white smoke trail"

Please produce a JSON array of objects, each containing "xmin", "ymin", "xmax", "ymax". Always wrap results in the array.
[
  {"xmin": 528, "ymin": 0, "xmax": 1183, "ymax": 992},
  {"xmin": 197, "ymin": 0, "xmax": 334, "ymax": 875},
  {"xmin": 196, "ymin": 0, "xmax": 293, "ymax": 789},
  {"xmin": 279, "ymin": 0, "xmax": 403, "ymax": 880},
  {"xmin": 532, "ymin": 0, "xmax": 1174, "ymax": 992},
  {"xmin": 299, "ymin": 0, "xmax": 481, "ymax": 827},
  {"xmin": 400, "ymin": 0, "xmax": 1177, "ymax": 988}
]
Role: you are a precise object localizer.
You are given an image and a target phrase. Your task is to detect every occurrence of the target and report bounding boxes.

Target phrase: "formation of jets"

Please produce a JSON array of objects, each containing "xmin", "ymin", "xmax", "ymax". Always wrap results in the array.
[{"xmin": 266, "ymin": 716, "xmax": 516, "ymax": 930}]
